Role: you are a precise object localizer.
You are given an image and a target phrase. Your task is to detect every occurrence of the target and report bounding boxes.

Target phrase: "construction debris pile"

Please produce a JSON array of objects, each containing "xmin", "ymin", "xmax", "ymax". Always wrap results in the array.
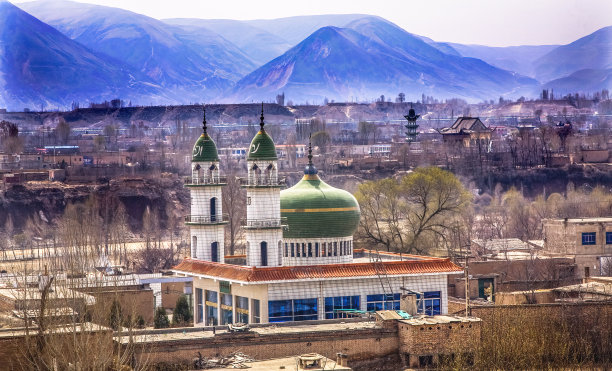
[{"xmin": 193, "ymin": 351, "xmax": 254, "ymax": 369}]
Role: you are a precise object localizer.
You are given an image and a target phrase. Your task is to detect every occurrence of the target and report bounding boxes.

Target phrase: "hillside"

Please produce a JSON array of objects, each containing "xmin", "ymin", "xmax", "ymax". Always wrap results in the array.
[
  {"xmin": 534, "ymin": 26, "xmax": 612, "ymax": 83},
  {"xmin": 543, "ymin": 68, "xmax": 612, "ymax": 95},
  {"xmin": 0, "ymin": 1, "xmax": 169, "ymax": 110},
  {"xmin": 164, "ymin": 18, "xmax": 293, "ymax": 66},
  {"xmin": 18, "ymin": 0, "xmax": 248, "ymax": 98}
]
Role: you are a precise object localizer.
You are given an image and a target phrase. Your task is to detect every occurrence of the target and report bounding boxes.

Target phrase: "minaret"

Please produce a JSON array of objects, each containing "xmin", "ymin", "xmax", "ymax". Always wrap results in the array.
[
  {"xmin": 243, "ymin": 103, "xmax": 284, "ymax": 267},
  {"xmin": 186, "ymin": 107, "xmax": 227, "ymax": 263}
]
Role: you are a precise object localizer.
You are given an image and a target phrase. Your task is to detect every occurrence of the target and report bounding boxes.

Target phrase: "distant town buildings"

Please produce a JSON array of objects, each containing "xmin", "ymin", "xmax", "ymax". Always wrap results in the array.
[{"xmin": 542, "ymin": 217, "xmax": 612, "ymax": 278}]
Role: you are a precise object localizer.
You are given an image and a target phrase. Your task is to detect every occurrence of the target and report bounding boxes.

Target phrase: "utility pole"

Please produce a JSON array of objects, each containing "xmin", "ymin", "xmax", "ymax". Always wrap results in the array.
[{"xmin": 465, "ymin": 254, "xmax": 470, "ymax": 316}]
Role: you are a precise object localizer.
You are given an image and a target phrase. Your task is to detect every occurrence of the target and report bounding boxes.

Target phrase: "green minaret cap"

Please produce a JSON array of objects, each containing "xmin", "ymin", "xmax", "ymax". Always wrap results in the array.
[
  {"xmin": 247, "ymin": 103, "xmax": 277, "ymax": 160},
  {"xmin": 192, "ymin": 106, "xmax": 219, "ymax": 162}
]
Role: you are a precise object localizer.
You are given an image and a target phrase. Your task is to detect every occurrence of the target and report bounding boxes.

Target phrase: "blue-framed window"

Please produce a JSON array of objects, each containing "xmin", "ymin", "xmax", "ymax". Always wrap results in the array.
[
  {"xmin": 324, "ymin": 295, "xmax": 360, "ymax": 319},
  {"xmin": 416, "ymin": 291, "xmax": 441, "ymax": 316},
  {"xmin": 606, "ymin": 232, "xmax": 612, "ymax": 245},
  {"xmin": 582, "ymin": 232, "xmax": 596, "ymax": 245},
  {"xmin": 366, "ymin": 293, "xmax": 400, "ymax": 311},
  {"xmin": 268, "ymin": 298, "xmax": 318, "ymax": 322}
]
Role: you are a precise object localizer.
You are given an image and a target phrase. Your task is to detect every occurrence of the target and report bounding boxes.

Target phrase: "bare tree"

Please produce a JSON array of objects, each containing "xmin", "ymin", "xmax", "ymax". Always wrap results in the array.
[{"xmin": 222, "ymin": 168, "xmax": 246, "ymax": 255}]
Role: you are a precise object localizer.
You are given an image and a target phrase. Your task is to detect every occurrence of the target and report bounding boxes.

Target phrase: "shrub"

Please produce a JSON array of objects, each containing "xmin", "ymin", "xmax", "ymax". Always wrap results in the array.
[
  {"xmin": 154, "ymin": 306, "xmax": 170, "ymax": 329},
  {"xmin": 172, "ymin": 295, "xmax": 192, "ymax": 326}
]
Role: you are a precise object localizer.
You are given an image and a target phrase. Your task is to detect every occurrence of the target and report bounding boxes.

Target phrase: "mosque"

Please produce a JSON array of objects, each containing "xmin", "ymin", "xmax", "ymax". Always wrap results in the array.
[{"xmin": 173, "ymin": 107, "xmax": 462, "ymax": 326}]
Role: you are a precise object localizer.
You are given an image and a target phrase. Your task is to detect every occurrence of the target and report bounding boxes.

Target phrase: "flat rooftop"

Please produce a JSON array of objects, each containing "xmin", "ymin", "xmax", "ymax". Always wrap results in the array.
[
  {"xmin": 400, "ymin": 315, "xmax": 481, "ymax": 326},
  {"xmin": 119, "ymin": 320, "xmax": 380, "ymax": 344},
  {"xmin": 544, "ymin": 217, "xmax": 612, "ymax": 224},
  {"xmin": 218, "ymin": 355, "xmax": 350, "ymax": 371}
]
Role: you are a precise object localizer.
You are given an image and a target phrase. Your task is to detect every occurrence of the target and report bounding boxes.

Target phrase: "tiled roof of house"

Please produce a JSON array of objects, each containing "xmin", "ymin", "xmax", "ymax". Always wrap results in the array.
[
  {"xmin": 172, "ymin": 256, "xmax": 463, "ymax": 283},
  {"xmin": 440, "ymin": 117, "xmax": 490, "ymax": 135}
]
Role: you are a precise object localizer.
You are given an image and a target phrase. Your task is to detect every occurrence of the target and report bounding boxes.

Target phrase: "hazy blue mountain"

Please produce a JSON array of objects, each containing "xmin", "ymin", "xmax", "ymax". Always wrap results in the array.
[
  {"xmin": 163, "ymin": 18, "xmax": 291, "ymax": 66},
  {"xmin": 447, "ymin": 44, "xmax": 558, "ymax": 77},
  {"xmin": 543, "ymin": 68, "xmax": 612, "ymax": 95},
  {"xmin": 228, "ymin": 20, "xmax": 538, "ymax": 103},
  {"xmin": 534, "ymin": 26, "xmax": 612, "ymax": 82},
  {"xmin": 0, "ymin": 1, "xmax": 169, "ymax": 110},
  {"xmin": 413, "ymin": 34, "xmax": 461, "ymax": 56},
  {"xmin": 165, "ymin": 14, "xmax": 369, "ymax": 65},
  {"xmin": 18, "ymin": 0, "xmax": 245, "ymax": 98},
  {"xmin": 245, "ymin": 14, "xmax": 368, "ymax": 45},
  {"xmin": 164, "ymin": 23, "xmax": 257, "ymax": 79}
]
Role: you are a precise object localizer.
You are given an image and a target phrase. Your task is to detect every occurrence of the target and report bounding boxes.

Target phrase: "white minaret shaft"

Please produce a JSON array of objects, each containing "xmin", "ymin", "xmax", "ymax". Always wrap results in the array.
[
  {"xmin": 187, "ymin": 107, "xmax": 227, "ymax": 263},
  {"xmin": 244, "ymin": 104, "xmax": 284, "ymax": 267}
]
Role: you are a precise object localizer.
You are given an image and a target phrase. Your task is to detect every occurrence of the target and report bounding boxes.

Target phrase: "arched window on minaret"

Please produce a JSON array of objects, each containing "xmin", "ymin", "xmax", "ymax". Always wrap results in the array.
[
  {"xmin": 208, "ymin": 164, "xmax": 217, "ymax": 183},
  {"xmin": 210, "ymin": 197, "xmax": 217, "ymax": 222},
  {"xmin": 211, "ymin": 242, "xmax": 219, "ymax": 262},
  {"xmin": 193, "ymin": 164, "xmax": 202, "ymax": 184},
  {"xmin": 192, "ymin": 236, "xmax": 198, "ymax": 258},
  {"xmin": 260, "ymin": 241, "xmax": 268, "ymax": 266},
  {"xmin": 251, "ymin": 164, "xmax": 261, "ymax": 185},
  {"xmin": 264, "ymin": 164, "xmax": 274, "ymax": 185}
]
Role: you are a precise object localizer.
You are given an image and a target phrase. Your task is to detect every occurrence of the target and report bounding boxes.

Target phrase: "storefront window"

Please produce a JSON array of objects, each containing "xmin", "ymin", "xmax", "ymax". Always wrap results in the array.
[
  {"xmin": 252, "ymin": 299, "xmax": 261, "ymax": 323},
  {"xmin": 268, "ymin": 298, "xmax": 318, "ymax": 322},
  {"xmin": 366, "ymin": 293, "xmax": 400, "ymax": 311},
  {"xmin": 196, "ymin": 288, "xmax": 203, "ymax": 324},
  {"xmin": 220, "ymin": 293, "xmax": 233, "ymax": 325},
  {"xmin": 235, "ymin": 296, "xmax": 249, "ymax": 324},
  {"xmin": 416, "ymin": 291, "xmax": 441, "ymax": 315},
  {"xmin": 324, "ymin": 295, "xmax": 360, "ymax": 319},
  {"xmin": 205, "ymin": 290, "xmax": 218, "ymax": 326}
]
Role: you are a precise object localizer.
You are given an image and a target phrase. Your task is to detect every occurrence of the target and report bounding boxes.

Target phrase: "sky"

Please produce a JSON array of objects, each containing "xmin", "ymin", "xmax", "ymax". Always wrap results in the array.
[{"xmin": 13, "ymin": 0, "xmax": 612, "ymax": 46}]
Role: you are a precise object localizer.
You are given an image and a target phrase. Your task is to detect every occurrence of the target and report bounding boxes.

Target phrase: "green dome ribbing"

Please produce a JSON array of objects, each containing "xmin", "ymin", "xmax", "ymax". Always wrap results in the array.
[{"xmin": 280, "ymin": 175, "xmax": 360, "ymax": 239}]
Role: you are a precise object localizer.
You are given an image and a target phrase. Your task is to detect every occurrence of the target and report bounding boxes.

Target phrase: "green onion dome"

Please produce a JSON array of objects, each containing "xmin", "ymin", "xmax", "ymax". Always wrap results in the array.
[
  {"xmin": 247, "ymin": 104, "xmax": 277, "ymax": 161},
  {"xmin": 280, "ymin": 171, "xmax": 360, "ymax": 239},
  {"xmin": 247, "ymin": 130, "xmax": 277, "ymax": 161},
  {"xmin": 192, "ymin": 106, "xmax": 219, "ymax": 162},
  {"xmin": 192, "ymin": 133, "xmax": 219, "ymax": 162}
]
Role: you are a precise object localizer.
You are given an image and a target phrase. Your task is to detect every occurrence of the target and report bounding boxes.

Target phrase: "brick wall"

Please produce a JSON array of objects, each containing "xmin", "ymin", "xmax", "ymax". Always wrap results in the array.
[
  {"xmin": 84, "ymin": 288, "xmax": 155, "ymax": 324},
  {"xmin": 398, "ymin": 320, "xmax": 481, "ymax": 356},
  {"xmin": 161, "ymin": 282, "xmax": 185, "ymax": 310},
  {"xmin": 135, "ymin": 326, "xmax": 398, "ymax": 366}
]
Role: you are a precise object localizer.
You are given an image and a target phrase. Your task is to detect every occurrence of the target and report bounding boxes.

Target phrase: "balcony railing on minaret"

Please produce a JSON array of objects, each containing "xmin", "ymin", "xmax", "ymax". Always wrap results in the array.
[
  {"xmin": 185, "ymin": 175, "xmax": 227, "ymax": 186},
  {"xmin": 185, "ymin": 214, "xmax": 229, "ymax": 225},
  {"xmin": 241, "ymin": 217, "xmax": 287, "ymax": 229},
  {"xmin": 239, "ymin": 175, "xmax": 285, "ymax": 187}
]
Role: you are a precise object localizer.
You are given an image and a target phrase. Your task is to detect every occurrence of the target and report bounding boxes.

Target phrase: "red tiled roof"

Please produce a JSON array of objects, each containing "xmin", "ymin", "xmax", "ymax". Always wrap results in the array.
[{"xmin": 172, "ymin": 257, "xmax": 462, "ymax": 283}]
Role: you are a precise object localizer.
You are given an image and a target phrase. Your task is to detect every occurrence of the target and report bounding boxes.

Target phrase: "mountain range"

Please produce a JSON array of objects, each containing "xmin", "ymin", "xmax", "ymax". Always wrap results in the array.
[
  {"xmin": 0, "ymin": 1, "xmax": 170, "ymax": 110},
  {"xmin": 0, "ymin": 0, "xmax": 610, "ymax": 110},
  {"xmin": 227, "ymin": 18, "xmax": 538, "ymax": 102}
]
